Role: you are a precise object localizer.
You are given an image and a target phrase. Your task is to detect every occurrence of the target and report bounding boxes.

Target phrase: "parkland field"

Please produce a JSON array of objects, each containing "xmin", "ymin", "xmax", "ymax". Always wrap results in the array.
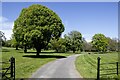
[
  {"xmin": 75, "ymin": 52, "xmax": 119, "ymax": 79},
  {"xmin": 1, "ymin": 47, "xmax": 120, "ymax": 79}
]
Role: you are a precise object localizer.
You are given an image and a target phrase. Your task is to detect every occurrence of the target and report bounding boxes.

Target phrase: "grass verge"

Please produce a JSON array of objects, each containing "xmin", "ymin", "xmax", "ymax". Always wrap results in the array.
[
  {"xmin": 75, "ymin": 52, "xmax": 119, "ymax": 79},
  {"xmin": 2, "ymin": 47, "xmax": 73, "ymax": 78}
]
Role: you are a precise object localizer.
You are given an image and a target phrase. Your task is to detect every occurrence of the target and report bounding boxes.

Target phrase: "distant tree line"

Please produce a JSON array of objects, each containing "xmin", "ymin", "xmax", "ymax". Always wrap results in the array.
[{"xmin": 1, "ymin": 30, "xmax": 118, "ymax": 53}]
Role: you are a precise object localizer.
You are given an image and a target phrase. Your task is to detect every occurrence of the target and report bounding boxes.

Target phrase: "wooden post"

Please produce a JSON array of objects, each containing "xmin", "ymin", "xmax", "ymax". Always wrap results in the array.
[
  {"xmin": 97, "ymin": 57, "xmax": 100, "ymax": 80},
  {"xmin": 10, "ymin": 57, "xmax": 15, "ymax": 80},
  {"xmin": 117, "ymin": 62, "xmax": 118, "ymax": 75}
]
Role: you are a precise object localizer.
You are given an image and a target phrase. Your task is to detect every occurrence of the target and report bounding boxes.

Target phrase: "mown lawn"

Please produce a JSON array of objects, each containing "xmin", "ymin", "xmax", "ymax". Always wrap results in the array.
[
  {"xmin": 2, "ymin": 47, "xmax": 73, "ymax": 78},
  {"xmin": 75, "ymin": 52, "xmax": 119, "ymax": 79}
]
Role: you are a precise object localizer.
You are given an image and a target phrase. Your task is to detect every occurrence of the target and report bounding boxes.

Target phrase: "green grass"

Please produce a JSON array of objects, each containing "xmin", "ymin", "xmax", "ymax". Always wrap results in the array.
[
  {"xmin": 75, "ymin": 52, "xmax": 119, "ymax": 79},
  {"xmin": 2, "ymin": 47, "xmax": 73, "ymax": 78}
]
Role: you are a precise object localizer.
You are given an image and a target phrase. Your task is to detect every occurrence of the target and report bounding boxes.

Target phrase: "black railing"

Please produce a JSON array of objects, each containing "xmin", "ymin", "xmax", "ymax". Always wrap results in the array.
[
  {"xmin": 0, "ymin": 57, "xmax": 15, "ymax": 80},
  {"xmin": 97, "ymin": 57, "xmax": 120, "ymax": 80}
]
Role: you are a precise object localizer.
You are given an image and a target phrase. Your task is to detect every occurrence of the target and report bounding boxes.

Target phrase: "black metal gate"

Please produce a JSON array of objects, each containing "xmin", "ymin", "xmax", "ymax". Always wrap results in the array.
[
  {"xmin": 97, "ymin": 57, "xmax": 120, "ymax": 80},
  {"xmin": 0, "ymin": 57, "xmax": 15, "ymax": 80}
]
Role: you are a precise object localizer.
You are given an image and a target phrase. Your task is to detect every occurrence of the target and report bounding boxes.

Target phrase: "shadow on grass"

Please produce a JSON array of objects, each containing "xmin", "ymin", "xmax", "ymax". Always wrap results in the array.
[
  {"xmin": 2, "ymin": 49, "xmax": 10, "ymax": 52},
  {"xmin": 22, "ymin": 55, "xmax": 67, "ymax": 59},
  {"xmin": 23, "ymin": 52, "xmax": 65, "ymax": 54}
]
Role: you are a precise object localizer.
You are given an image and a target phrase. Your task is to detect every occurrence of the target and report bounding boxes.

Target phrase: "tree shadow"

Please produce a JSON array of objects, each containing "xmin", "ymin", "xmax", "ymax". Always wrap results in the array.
[
  {"xmin": 2, "ymin": 49, "xmax": 10, "ymax": 52},
  {"xmin": 22, "ymin": 55, "xmax": 67, "ymax": 59},
  {"xmin": 23, "ymin": 51, "xmax": 65, "ymax": 54}
]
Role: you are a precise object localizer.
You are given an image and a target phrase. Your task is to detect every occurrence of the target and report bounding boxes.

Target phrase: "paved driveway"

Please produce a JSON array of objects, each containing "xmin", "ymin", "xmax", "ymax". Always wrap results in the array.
[{"xmin": 31, "ymin": 54, "xmax": 82, "ymax": 78}]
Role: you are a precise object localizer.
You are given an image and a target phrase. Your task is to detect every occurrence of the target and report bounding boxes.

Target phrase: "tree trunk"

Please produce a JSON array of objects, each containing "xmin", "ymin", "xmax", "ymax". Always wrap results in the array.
[
  {"xmin": 24, "ymin": 45, "xmax": 27, "ymax": 53},
  {"xmin": 16, "ymin": 46, "xmax": 18, "ymax": 50},
  {"xmin": 73, "ymin": 50, "xmax": 75, "ymax": 53},
  {"xmin": 36, "ymin": 48, "xmax": 41, "ymax": 56},
  {"xmin": 56, "ymin": 48, "xmax": 58, "ymax": 53}
]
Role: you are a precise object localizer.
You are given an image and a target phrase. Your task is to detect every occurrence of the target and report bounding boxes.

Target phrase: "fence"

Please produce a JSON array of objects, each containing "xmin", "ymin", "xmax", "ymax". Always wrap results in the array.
[
  {"xmin": 97, "ymin": 57, "xmax": 120, "ymax": 80},
  {"xmin": 0, "ymin": 57, "xmax": 15, "ymax": 80}
]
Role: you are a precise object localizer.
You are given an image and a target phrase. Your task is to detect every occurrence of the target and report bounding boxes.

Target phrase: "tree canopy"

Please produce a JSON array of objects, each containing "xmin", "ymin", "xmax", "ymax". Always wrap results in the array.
[
  {"xmin": 50, "ymin": 37, "xmax": 66, "ymax": 52},
  {"xmin": 64, "ymin": 31, "xmax": 83, "ymax": 53},
  {"xmin": 91, "ymin": 33, "xmax": 108, "ymax": 52},
  {"xmin": 13, "ymin": 4, "xmax": 64, "ymax": 55}
]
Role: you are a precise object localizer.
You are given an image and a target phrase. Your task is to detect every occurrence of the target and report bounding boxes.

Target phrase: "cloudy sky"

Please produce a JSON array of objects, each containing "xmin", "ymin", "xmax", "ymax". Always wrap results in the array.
[{"xmin": 1, "ymin": 2, "xmax": 118, "ymax": 42}]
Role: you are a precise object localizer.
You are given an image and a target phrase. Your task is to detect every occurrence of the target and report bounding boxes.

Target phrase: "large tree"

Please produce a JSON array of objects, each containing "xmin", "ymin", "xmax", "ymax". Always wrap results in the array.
[
  {"xmin": 91, "ymin": 33, "xmax": 108, "ymax": 52},
  {"xmin": 13, "ymin": 4, "xmax": 64, "ymax": 56},
  {"xmin": 64, "ymin": 31, "xmax": 83, "ymax": 53}
]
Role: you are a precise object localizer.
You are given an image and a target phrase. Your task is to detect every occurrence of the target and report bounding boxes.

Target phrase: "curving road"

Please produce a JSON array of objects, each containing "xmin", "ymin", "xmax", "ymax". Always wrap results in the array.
[{"xmin": 31, "ymin": 54, "xmax": 82, "ymax": 78}]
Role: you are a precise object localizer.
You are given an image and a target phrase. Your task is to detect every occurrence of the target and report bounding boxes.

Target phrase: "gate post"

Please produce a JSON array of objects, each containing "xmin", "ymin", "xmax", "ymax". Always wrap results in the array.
[
  {"xmin": 97, "ymin": 57, "xmax": 100, "ymax": 80},
  {"xmin": 10, "ymin": 57, "xmax": 15, "ymax": 80},
  {"xmin": 117, "ymin": 62, "xmax": 118, "ymax": 75}
]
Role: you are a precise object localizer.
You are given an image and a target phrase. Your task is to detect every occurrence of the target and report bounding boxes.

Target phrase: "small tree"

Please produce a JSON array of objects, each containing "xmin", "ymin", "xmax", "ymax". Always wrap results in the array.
[
  {"xmin": 64, "ymin": 31, "xmax": 83, "ymax": 53},
  {"xmin": 50, "ymin": 38, "xmax": 66, "ymax": 52},
  {"xmin": 0, "ymin": 31, "xmax": 6, "ymax": 46},
  {"xmin": 107, "ymin": 37, "xmax": 118, "ymax": 52},
  {"xmin": 91, "ymin": 33, "xmax": 108, "ymax": 53},
  {"xmin": 82, "ymin": 38, "xmax": 92, "ymax": 52}
]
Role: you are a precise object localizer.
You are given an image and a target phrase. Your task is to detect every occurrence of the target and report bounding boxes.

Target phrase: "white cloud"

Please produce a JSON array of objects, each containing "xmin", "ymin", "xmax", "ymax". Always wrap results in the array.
[
  {"xmin": 0, "ymin": 16, "xmax": 14, "ymax": 30},
  {"xmin": 1, "ymin": 22, "xmax": 14, "ymax": 30},
  {"xmin": 0, "ymin": 16, "xmax": 14, "ymax": 40}
]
